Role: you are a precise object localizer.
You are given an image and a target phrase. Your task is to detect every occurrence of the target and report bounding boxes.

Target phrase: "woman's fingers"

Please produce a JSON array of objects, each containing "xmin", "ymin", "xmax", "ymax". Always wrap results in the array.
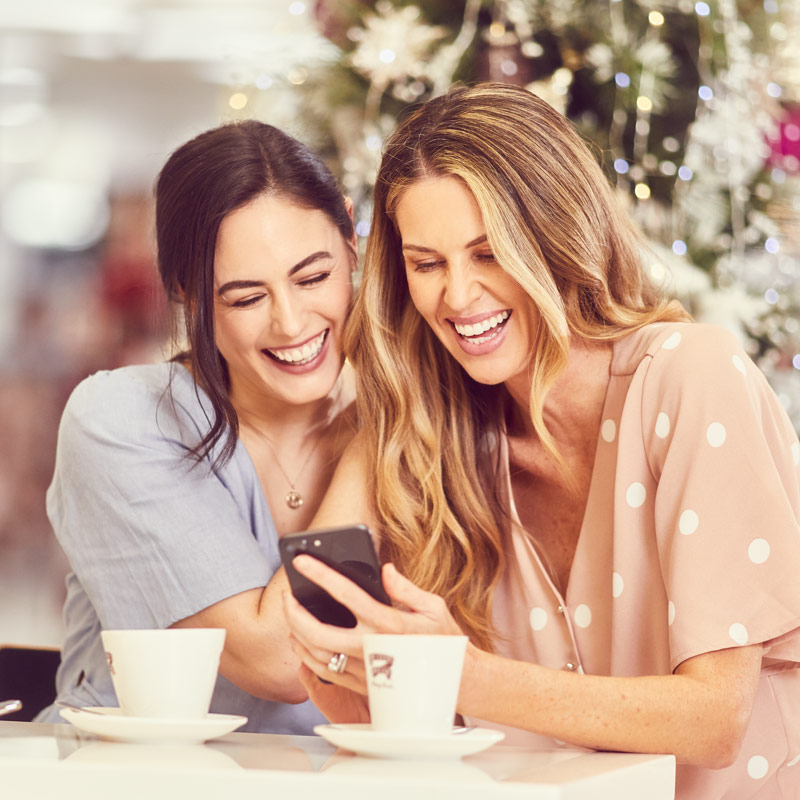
[
  {"xmin": 286, "ymin": 557, "xmax": 464, "ymax": 649},
  {"xmin": 292, "ymin": 636, "xmax": 367, "ymax": 686},
  {"xmin": 290, "ymin": 633, "xmax": 366, "ymax": 695},
  {"xmin": 382, "ymin": 562, "xmax": 438, "ymax": 612},
  {"xmin": 298, "ymin": 664, "xmax": 371, "ymax": 724},
  {"xmin": 382, "ymin": 563, "xmax": 464, "ymax": 634},
  {"xmin": 283, "ymin": 591, "xmax": 362, "ymax": 654},
  {"xmin": 291, "ymin": 554, "xmax": 399, "ymax": 630}
]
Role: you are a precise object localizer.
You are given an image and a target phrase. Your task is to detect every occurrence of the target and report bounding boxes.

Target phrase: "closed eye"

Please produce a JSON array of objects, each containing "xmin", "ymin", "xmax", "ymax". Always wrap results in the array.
[
  {"xmin": 298, "ymin": 271, "xmax": 331, "ymax": 287},
  {"xmin": 231, "ymin": 294, "xmax": 266, "ymax": 308},
  {"xmin": 413, "ymin": 260, "xmax": 443, "ymax": 272}
]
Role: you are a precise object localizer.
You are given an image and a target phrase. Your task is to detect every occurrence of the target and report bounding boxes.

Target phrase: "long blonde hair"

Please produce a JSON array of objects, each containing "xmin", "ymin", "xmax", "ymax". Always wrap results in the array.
[{"xmin": 346, "ymin": 83, "xmax": 689, "ymax": 649}]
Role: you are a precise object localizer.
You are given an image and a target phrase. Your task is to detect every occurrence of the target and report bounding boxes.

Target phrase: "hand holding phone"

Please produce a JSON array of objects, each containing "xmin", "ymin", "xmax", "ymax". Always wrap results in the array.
[{"xmin": 279, "ymin": 524, "xmax": 391, "ymax": 628}]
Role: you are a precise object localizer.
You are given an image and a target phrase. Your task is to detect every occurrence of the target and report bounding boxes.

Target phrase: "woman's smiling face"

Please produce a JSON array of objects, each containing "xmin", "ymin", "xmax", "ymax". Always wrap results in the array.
[
  {"xmin": 395, "ymin": 175, "xmax": 535, "ymax": 389},
  {"xmin": 213, "ymin": 193, "xmax": 355, "ymax": 411}
]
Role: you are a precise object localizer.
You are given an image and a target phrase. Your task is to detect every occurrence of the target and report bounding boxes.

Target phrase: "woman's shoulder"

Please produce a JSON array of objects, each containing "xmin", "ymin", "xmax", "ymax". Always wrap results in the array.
[
  {"xmin": 67, "ymin": 362, "xmax": 178, "ymax": 408},
  {"xmin": 611, "ymin": 321, "xmax": 745, "ymax": 377},
  {"xmin": 61, "ymin": 362, "xmax": 205, "ymax": 441},
  {"xmin": 622, "ymin": 323, "xmax": 797, "ymax": 453}
]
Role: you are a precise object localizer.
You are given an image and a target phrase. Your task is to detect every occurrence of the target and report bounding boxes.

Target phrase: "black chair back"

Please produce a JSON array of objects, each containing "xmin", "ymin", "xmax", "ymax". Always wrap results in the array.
[{"xmin": 0, "ymin": 645, "xmax": 61, "ymax": 722}]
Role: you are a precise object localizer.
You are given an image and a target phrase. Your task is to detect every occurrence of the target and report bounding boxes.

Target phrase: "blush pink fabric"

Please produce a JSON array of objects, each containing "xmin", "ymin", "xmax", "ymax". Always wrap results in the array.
[{"xmin": 475, "ymin": 322, "xmax": 800, "ymax": 798}]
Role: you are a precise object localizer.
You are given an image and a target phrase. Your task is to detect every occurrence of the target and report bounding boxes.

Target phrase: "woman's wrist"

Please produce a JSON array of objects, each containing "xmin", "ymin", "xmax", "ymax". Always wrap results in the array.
[{"xmin": 457, "ymin": 640, "xmax": 488, "ymax": 716}]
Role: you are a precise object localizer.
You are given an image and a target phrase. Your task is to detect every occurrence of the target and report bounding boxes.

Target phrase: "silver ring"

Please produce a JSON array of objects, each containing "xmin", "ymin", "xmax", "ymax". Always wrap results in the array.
[{"xmin": 327, "ymin": 652, "xmax": 348, "ymax": 674}]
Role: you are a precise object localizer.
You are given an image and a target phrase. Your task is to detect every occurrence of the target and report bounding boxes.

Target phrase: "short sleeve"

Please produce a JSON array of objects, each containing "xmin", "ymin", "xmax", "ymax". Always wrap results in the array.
[
  {"xmin": 46, "ymin": 367, "xmax": 273, "ymax": 630},
  {"xmin": 640, "ymin": 324, "xmax": 800, "ymax": 671}
]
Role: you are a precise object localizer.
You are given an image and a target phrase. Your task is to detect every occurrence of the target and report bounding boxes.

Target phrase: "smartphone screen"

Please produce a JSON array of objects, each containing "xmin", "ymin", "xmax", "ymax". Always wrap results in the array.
[{"xmin": 279, "ymin": 524, "xmax": 390, "ymax": 627}]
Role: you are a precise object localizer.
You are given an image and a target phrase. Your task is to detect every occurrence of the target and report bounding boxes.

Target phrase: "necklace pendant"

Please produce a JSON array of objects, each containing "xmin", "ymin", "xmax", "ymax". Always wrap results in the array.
[{"xmin": 286, "ymin": 490, "xmax": 304, "ymax": 510}]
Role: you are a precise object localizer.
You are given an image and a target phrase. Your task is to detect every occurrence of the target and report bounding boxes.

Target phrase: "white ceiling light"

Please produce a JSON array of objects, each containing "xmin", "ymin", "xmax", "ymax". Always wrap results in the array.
[
  {"xmin": 2, "ymin": 178, "xmax": 109, "ymax": 250},
  {"xmin": 0, "ymin": 1, "xmax": 135, "ymax": 35}
]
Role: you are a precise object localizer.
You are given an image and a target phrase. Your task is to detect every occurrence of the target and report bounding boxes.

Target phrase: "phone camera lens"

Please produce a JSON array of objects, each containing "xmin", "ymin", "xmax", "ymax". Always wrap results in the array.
[{"xmin": 301, "ymin": 539, "xmax": 307, "ymax": 548}]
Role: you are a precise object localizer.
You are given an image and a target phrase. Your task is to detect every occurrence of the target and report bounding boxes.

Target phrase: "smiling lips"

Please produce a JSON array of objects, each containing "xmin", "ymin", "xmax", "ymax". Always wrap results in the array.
[
  {"xmin": 452, "ymin": 310, "xmax": 510, "ymax": 345},
  {"xmin": 265, "ymin": 329, "xmax": 328, "ymax": 365},
  {"xmin": 264, "ymin": 310, "xmax": 507, "ymax": 366}
]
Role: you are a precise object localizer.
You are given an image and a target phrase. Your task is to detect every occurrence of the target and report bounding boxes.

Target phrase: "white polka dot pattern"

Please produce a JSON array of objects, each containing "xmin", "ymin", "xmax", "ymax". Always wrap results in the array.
[
  {"xmin": 488, "ymin": 323, "xmax": 800, "ymax": 799},
  {"xmin": 529, "ymin": 607, "xmax": 548, "ymax": 631},
  {"xmin": 601, "ymin": 419, "xmax": 616, "ymax": 443},
  {"xmin": 748, "ymin": 538, "xmax": 770, "ymax": 564},
  {"xmin": 626, "ymin": 482, "xmax": 646, "ymax": 508},
  {"xmin": 706, "ymin": 422, "xmax": 727, "ymax": 447},
  {"xmin": 729, "ymin": 623, "xmax": 749, "ymax": 645},
  {"xmin": 679, "ymin": 509, "xmax": 699, "ymax": 535},
  {"xmin": 573, "ymin": 604, "xmax": 592, "ymax": 628},
  {"xmin": 747, "ymin": 755, "xmax": 769, "ymax": 780}
]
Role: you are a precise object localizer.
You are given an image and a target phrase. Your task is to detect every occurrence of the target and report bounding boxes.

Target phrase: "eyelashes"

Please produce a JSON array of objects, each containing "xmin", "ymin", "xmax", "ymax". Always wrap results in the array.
[
  {"xmin": 231, "ymin": 295, "xmax": 263, "ymax": 308},
  {"xmin": 412, "ymin": 253, "xmax": 496, "ymax": 272},
  {"xmin": 297, "ymin": 271, "xmax": 331, "ymax": 287},
  {"xmin": 228, "ymin": 271, "xmax": 333, "ymax": 308}
]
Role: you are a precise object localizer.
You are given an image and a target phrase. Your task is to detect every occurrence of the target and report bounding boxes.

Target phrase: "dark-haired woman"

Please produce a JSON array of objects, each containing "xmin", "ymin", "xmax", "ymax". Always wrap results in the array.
[{"xmin": 35, "ymin": 120, "xmax": 358, "ymax": 733}]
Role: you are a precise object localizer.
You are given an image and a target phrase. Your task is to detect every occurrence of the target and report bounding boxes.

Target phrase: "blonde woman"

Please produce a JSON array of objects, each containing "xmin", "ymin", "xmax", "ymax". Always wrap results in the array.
[{"xmin": 284, "ymin": 83, "xmax": 800, "ymax": 797}]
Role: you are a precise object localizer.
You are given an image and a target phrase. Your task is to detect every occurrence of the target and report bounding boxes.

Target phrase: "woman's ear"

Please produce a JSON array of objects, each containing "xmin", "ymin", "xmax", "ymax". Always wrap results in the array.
[{"xmin": 344, "ymin": 196, "xmax": 358, "ymax": 253}]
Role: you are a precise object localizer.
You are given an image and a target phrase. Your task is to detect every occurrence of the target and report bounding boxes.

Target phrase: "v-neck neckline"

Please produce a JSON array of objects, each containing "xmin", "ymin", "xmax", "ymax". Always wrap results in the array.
[{"xmin": 500, "ymin": 342, "xmax": 617, "ymax": 604}]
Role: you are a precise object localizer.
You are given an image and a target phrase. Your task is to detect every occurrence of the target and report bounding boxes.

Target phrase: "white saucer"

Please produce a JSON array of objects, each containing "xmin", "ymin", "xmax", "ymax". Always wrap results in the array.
[
  {"xmin": 314, "ymin": 724, "xmax": 505, "ymax": 759},
  {"xmin": 59, "ymin": 707, "xmax": 247, "ymax": 744}
]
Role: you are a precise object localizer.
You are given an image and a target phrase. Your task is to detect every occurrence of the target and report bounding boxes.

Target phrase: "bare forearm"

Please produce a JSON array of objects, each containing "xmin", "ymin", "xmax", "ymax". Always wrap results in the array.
[
  {"xmin": 173, "ymin": 569, "xmax": 307, "ymax": 704},
  {"xmin": 460, "ymin": 644, "xmax": 761, "ymax": 768},
  {"xmin": 223, "ymin": 439, "xmax": 374, "ymax": 702}
]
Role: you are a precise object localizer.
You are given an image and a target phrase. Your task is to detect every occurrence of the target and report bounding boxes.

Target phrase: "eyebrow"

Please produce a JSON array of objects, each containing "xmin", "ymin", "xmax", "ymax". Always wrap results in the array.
[
  {"xmin": 401, "ymin": 234, "xmax": 488, "ymax": 253},
  {"xmin": 216, "ymin": 250, "xmax": 332, "ymax": 296}
]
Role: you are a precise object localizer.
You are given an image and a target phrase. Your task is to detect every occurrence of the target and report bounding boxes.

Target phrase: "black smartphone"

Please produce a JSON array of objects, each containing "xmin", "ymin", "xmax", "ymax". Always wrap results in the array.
[{"xmin": 279, "ymin": 524, "xmax": 391, "ymax": 627}]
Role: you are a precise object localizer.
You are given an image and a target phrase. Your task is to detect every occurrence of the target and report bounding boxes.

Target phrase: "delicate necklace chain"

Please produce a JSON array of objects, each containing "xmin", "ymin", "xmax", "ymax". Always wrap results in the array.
[
  {"xmin": 241, "ymin": 375, "xmax": 347, "ymax": 510},
  {"xmin": 260, "ymin": 434, "xmax": 319, "ymax": 509}
]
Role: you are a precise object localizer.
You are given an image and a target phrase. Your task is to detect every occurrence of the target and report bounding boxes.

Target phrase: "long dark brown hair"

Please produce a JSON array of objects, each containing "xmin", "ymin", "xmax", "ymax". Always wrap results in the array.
[{"xmin": 155, "ymin": 120, "xmax": 354, "ymax": 466}]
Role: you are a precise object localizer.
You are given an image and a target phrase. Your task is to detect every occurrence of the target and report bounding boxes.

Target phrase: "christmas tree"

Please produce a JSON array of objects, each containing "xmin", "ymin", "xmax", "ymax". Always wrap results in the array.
[{"xmin": 295, "ymin": 0, "xmax": 800, "ymax": 429}]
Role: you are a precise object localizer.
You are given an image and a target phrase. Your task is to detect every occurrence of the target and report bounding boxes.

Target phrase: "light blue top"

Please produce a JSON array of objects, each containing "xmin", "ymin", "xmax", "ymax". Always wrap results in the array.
[{"xmin": 35, "ymin": 362, "xmax": 325, "ymax": 733}]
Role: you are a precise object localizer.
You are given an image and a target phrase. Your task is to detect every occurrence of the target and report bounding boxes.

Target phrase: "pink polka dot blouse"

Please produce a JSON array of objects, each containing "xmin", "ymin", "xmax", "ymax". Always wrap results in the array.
[{"xmin": 476, "ymin": 322, "xmax": 800, "ymax": 798}]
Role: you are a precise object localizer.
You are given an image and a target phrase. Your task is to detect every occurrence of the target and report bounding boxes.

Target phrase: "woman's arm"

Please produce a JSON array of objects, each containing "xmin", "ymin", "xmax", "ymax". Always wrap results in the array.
[
  {"xmin": 303, "ymin": 432, "xmax": 376, "ymax": 530},
  {"xmin": 285, "ymin": 556, "xmax": 763, "ymax": 769},
  {"xmin": 51, "ymin": 371, "xmax": 371, "ymax": 706},
  {"xmin": 461, "ymin": 641, "xmax": 762, "ymax": 769},
  {"xmin": 171, "ymin": 570, "xmax": 306, "ymax": 703},
  {"xmin": 173, "ymin": 434, "xmax": 376, "ymax": 702}
]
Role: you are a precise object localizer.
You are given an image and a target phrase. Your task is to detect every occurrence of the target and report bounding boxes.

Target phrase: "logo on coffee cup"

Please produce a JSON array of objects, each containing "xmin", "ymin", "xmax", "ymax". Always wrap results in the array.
[
  {"xmin": 368, "ymin": 653, "xmax": 393, "ymax": 687},
  {"xmin": 105, "ymin": 651, "xmax": 115, "ymax": 676}
]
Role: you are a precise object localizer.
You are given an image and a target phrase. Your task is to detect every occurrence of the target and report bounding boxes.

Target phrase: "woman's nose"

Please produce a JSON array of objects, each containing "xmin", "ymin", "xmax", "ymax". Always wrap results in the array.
[
  {"xmin": 270, "ymin": 290, "xmax": 306, "ymax": 338},
  {"xmin": 443, "ymin": 264, "xmax": 482, "ymax": 312}
]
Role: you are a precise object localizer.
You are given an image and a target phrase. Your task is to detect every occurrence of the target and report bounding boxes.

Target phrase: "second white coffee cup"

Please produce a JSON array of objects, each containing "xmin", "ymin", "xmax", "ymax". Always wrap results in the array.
[
  {"xmin": 362, "ymin": 634, "xmax": 467, "ymax": 735},
  {"xmin": 101, "ymin": 628, "xmax": 225, "ymax": 719}
]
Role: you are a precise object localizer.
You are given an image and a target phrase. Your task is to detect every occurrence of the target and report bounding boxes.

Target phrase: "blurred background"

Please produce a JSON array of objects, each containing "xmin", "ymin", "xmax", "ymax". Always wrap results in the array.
[{"xmin": 1, "ymin": 0, "xmax": 798, "ymax": 648}]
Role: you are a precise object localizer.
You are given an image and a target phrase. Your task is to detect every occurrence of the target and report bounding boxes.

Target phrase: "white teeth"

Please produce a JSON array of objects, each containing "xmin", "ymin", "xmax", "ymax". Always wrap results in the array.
[
  {"xmin": 469, "ymin": 330, "xmax": 500, "ymax": 345},
  {"xmin": 454, "ymin": 311, "xmax": 509, "ymax": 338},
  {"xmin": 267, "ymin": 331, "xmax": 326, "ymax": 364}
]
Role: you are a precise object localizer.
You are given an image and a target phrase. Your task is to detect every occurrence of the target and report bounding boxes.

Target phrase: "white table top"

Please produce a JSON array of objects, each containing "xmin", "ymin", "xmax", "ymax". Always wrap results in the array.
[{"xmin": 0, "ymin": 721, "xmax": 675, "ymax": 800}]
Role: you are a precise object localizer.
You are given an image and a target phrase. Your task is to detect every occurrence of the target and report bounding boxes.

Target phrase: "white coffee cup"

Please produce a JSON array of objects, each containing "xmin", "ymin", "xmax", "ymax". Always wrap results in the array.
[
  {"xmin": 362, "ymin": 634, "xmax": 468, "ymax": 735},
  {"xmin": 100, "ymin": 628, "xmax": 225, "ymax": 719}
]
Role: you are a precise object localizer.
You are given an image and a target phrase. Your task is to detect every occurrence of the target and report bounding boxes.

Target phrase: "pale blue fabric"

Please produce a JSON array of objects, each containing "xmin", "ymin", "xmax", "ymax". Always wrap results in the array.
[{"xmin": 35, "ymin": 362, "xmax": 325, "ymax": 733}]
